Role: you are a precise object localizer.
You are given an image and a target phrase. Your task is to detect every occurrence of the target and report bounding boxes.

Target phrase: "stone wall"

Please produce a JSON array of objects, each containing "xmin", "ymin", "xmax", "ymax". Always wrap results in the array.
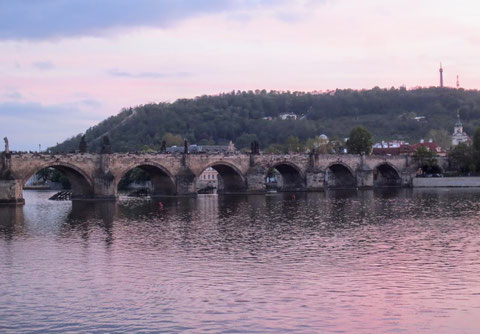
[{"xmin": 413, "ymin": 177, "xmax": 480, "ymax": 188}]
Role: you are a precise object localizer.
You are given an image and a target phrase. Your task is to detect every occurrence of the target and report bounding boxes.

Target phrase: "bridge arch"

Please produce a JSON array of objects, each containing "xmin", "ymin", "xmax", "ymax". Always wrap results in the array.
[
  {"xmin": 325, "ymin": 161, "xmax": 356, "ymax": 188},
  {"xmin": 196, "ymin": 161, "xmax": 246, "ymax": 194},
  {"xmin": 265, "ymin": 161, "xmax": 305, "ymax": 191},
  {"xmin": 117, "ymin": 162, "xmax": 177, "ymax": 197},
  {"xmin": 23, "ymin": 162, "xmax": 94, "ymax": 199},
  {"xmin": 373, "ymin": 162, "xmax": 401, "ymax": 187}
]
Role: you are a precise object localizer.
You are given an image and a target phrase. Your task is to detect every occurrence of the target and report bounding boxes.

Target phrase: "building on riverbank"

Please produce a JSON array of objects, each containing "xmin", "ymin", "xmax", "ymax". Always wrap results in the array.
[
  {"xmin": 452, "ymin": 112, "xmax": 470, "ymax": 146},
  {"xmin": 372, "ymin": 139, "xmax": 446, "ymax": 156}
]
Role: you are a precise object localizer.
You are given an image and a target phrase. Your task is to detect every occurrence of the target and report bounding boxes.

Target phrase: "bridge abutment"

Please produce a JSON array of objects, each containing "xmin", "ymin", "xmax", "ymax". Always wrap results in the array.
[{"xmin": 0, "ymin": 179, "xmax": 24, "ymax": 205}]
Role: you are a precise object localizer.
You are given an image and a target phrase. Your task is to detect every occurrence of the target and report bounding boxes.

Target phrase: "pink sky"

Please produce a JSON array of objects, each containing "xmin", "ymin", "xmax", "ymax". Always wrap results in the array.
[{"xmin": 1, "ymin": 0, "xmax": 480, "ymax": 150}]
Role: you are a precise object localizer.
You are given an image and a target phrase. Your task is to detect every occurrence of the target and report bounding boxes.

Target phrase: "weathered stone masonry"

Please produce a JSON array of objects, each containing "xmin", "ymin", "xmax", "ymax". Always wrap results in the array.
[{"xmin": 0, "ymin": 151, "xmax": 432, "ymax": 205}]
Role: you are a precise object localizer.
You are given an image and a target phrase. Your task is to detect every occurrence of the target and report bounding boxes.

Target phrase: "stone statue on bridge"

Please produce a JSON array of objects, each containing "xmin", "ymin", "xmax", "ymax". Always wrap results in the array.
[
  {"xmin": 3, "ymin": 137, "xmax": 9, "ymax": 154},
  {"xmin": 79, "ymin": 136, "xmax": 87, "ymax": 153},
  {"xmin": 251, "ymin": 140, "xmax": 259, "ymax": 155},
  {"xmin": 1, "ymin": 136, "xmax": 12, "ymax": 177},
  {"xmin": 101, "ymin": 136, "xmax": 111, "ymax": 154}
]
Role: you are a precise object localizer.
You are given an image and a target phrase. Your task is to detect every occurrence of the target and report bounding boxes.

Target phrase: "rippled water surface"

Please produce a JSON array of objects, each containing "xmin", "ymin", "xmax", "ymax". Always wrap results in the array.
[{"xmin": 2, "ymin": 189, "xmax": 480, "ymax": 333}]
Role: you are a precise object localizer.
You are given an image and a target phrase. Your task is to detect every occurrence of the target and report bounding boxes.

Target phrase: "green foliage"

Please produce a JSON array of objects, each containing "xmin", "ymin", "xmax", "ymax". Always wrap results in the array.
[
  {"xmin": 413, "ymin": 146, "xmax": 438, "ymax": 173},
  {"xmin": 162, "ymin": 133, "xmax": 184, "ymax": 147},
  {"xmin": 472, "ymin": 127, "xmax": 480, "ymax": 170},
  {"xmin": 35, "ymin": 168, "xmax": 53, "ymax": 183},
  {"xmin": 449, "ymin": 143, "xmax": 475, "ymax": 174},
  {"xmin": 265, "ymin": 143, "xmax": 286, "ymax": 154},
  {"xmin": 235, "ymin": 133, "xmax": 258, "ymax": 150},
  {"xmin": 36, "ymin": 168, "xmax": 71, "ymax": 189},
  {"xmin": 118, "ymin": 168, "xmax": 151, "ymax": 190},
  {"xmin": 346, "ymin": 126, "xmax": 372, "ymax": 154},
  {"xmin": 305, "ymin": 136, "xmax": 329, "ymax": 154},
  {"xmin": 473, "ymin": 127, "xmax": 480, "ymax": 152},
  {"xmin": 285, "ymin": 136, "xmax": 303, "ymax": 153},
  {"xmin": 427, "ymin": 129, "xmax": 451, "ymax": 151},
  {"xmin": 48, "ymin": 88, "xmax": 480, "ymax": 153}
]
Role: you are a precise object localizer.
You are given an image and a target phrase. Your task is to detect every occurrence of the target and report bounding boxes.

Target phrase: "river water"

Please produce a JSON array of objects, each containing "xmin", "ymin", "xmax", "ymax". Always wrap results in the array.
[{"xmin": 1, "ymin": 189, "xmax": 480, "ymax": 333}]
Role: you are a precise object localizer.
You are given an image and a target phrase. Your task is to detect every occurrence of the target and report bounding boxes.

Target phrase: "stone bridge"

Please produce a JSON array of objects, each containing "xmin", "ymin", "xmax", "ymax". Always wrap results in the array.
[{"xmin": 0, "ymin": 150, "xmax": 446, "ymax": 204}]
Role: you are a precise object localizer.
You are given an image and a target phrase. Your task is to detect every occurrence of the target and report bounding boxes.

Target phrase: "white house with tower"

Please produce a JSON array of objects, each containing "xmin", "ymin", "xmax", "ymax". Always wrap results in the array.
[{"xmin": 452, "ymin": 112, "xmax": 470, "ymax": 146}]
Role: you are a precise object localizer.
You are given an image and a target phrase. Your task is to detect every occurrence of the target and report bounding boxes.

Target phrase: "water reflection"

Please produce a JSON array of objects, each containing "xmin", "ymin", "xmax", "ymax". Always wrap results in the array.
[
  {"xmin": 0, "ymin": 206, "xmax": 25, "ymax": 240},
  {"xmin": 2, "ymin": 189, "xmax": 480, "ymax": 333}
]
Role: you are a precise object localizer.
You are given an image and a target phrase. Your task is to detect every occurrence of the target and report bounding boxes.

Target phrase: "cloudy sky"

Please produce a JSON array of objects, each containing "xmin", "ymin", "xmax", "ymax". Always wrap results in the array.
[{"xmin": 1, "ymin": 0, "xmax": 479, "ymax": 150}]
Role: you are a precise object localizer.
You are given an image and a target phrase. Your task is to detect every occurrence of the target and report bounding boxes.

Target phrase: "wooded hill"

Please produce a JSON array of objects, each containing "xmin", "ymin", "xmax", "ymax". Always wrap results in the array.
[{"xmin": 49, "ymin": 87, "xmax": 480, "ymax": 153}]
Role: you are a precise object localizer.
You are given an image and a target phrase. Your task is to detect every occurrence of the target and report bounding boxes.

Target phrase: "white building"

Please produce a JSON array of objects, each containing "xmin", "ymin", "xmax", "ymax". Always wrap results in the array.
[
  {"xmin": 373, "ymin": 140, "xmax": 409, "ymax": 148},
  {"xmin": 196, "ymin": 167, "xmax": 218, "ymax": 189},
  {"xmin": 279, "ymin": 113, "xmax": 297, "ymax": 120},
  {"xmin": 452, "ymin": 112, "xmax": 470, "ymax": 146}
]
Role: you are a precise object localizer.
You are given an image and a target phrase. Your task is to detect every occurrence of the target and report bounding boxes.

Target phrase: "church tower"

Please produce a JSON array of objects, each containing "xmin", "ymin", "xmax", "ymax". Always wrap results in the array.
[
  {"xmin": 454, "ymin": 110, "xmax": 463, "ymax": 135},
  {"xmin": 439, "ymin": 63, "xmax": 444, "ymax": 88},
  {"xmin": 452, "ymin": 110, "xmax": 470, "ymax": 146}
]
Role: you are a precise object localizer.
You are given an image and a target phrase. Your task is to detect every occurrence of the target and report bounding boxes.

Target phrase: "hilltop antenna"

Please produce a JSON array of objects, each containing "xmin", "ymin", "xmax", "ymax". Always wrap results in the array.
[
  {"xmin": 439, "ymin": 62, "xmax": 444, "ymax": 88},
  {"xmin": 456, "ymin": 75, "xmax": 460, "ymax": 88}
]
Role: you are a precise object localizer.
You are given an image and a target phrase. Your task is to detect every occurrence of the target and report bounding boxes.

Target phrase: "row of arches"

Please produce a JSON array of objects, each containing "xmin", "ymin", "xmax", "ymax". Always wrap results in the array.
[{"xmin": 23, "ymin": 162, "xmax": 405, "ymax": 200}]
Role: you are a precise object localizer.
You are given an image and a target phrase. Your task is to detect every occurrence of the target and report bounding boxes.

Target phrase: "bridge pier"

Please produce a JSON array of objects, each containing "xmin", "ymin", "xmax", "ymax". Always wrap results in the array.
[
  {"xmin": 0, "ymin": 179, "xmax": 25, "ymax": 205},
  {"xmin": 356, "ymin": 167, "xmax": 374, "ymax": 188},
  {"xmin": 306, "ymin": 169, "xmax": 325, "ymax": 191},
  {"xmin": 175, "ymin": 168, "xmax": 197, "ymax": 196},
  {"xmin": 93, "ymin": 174, "xmax": 117, "ymax": 200},
  {"xmin": 245, "ymin": 165, "xmax": 267, "ymax": 194}
]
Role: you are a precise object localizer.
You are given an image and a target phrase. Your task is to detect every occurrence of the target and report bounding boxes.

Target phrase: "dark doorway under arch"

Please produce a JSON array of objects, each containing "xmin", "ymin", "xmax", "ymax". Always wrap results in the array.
[
  {"xmin": 374, "ymin": 164, "xmax": 401, "ymax": 187},
  {"xmin": 325, "ymin": 164, "xmax": 356, "ymax": 188}
]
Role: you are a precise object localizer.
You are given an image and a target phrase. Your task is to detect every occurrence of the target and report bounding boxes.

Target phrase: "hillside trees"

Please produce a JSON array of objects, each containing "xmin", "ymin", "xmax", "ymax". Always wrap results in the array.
[{"xmin": 48, "ymin": 88, "xmax": 480, "ymax": 153}]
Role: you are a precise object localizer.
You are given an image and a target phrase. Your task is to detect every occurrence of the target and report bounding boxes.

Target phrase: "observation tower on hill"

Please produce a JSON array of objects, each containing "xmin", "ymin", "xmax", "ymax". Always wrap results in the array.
[{"xmin": 439, "ymin": 63, "xmax": 444, "ymax": 88}]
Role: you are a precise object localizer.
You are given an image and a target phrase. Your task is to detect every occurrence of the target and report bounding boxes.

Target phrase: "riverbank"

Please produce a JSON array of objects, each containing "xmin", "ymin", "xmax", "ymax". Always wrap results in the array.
[
  {"xmin": 413, "ymin": 176, "xmax": 480, "ymax": 187},
  {"xmin": 23, "ymin": 185, "xmax": 50, "ymax": 190}
]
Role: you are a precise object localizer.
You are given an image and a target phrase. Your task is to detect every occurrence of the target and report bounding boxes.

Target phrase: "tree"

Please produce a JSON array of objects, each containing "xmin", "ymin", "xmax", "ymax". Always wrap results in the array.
[
  {"xmin": 449, "ymin": 142, "xmax": 474, "ymax": 174},
  {"xmin": 285, "ymin": 136, "xmax": 303, "ymax": 153},
  {"xmin": 79, "ymin": 135, "xmax": 88, "ymax": 153},
  {"xmin": 472, "ymin": 127, "xmax": 480, "ymax": 170},
  {"xmin": 413, "ymin": 146, "xmax": 438, "ymax": 174},
  {"xmin": 346, "ymin": 126, "xmax": 372, "ymax": 154},
  {"xmin": 35, "ymin": 168, "xmax": 53, "ymax": 183},
  {"xmin": 305, "ymin": 136, "xmax": 329, "ymax": 154},
  {"xmin": 473, "ymin": 127, "xmax": 480, "ymax": 153},
  {"xmin": 35, "ymin": 168, "xmax": 71, "ymax": 189},
  {"xmin": 235, "ymin": 133, "xmax": 258, "ymax": 150},
  {"xmin": 427, "ymin": 129, "xmax": 451, "ymax": 151},
  {"xmin": 162, "ymin": 133, "xmax": 183, "ymax": 147},
  {"xmin": 264, "ymin": 143, "xmax": 285, "ymax": 154}
]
